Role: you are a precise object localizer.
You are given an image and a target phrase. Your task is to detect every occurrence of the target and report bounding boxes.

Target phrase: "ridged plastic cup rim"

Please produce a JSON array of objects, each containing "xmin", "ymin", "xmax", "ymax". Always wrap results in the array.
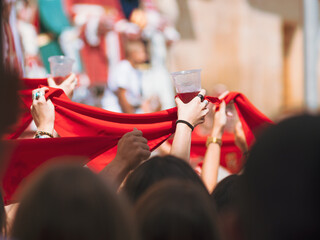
[
  {"xmin": 48, "ymin": 55, "xmax": 75, "ymax": 64},
  {"xmin": 171, "ymin": 69, "xmax": 202, "ymax": 76}
]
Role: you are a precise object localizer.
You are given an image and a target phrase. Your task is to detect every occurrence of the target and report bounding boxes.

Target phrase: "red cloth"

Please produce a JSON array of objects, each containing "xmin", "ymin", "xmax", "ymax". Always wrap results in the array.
[
  {"xmin": 190, "ymin": 132, "xmax": 243, "ymax": 173},
  {"xmin": 1, "ymin": 136, "xmax": 114, "ymax": 204},
  {"xmin": 2, "ymin": 81, "xmax": 272, "ymax": 204},
  {"xmin": 5, "ymin": 78, "xmax": 48, "ymax": 139}
]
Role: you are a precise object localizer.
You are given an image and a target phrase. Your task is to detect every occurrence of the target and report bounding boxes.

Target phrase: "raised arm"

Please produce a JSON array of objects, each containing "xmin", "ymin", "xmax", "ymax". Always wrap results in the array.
[
  {"xmin": 31, "ymin": 87, "xmax": 55, "ymax": 138},
  {"xmin": 170, "ymin": 89, "xmax": 209, "ymax": 162},
  {"xmin": 116, "ymin": 88, "xmax": 136, "ymax": 113},
  {"xmin": 201, "ymin": 101, "xmax": 227, "ymax": 193},
  {"xmin": 99, "ymin": 128, "xmax": 151, "ymax": 189},
  {"xmin": 47, "ymin": 73, "xmax": 77, "ymax": 99}
]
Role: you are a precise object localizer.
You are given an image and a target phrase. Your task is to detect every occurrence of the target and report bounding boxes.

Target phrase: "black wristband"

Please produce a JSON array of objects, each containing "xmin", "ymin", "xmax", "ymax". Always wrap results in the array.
[{"xmin": 176, "ymin": 120, "xmax": 194, "ymax": 132}]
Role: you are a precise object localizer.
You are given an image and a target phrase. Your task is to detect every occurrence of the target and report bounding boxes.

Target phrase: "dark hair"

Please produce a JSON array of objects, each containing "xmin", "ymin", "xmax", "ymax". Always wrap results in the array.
[
  {"xmin": 211, "ymin": 174, "xmax": 240, "ymax": 213},
  {"xmin": 121, "ymin": 155, "xmax": 207, "ymax": 203},
  {"xmin": 135, "ymin": 179, "xmax": 221, "ymax": 240},
  {"xmin": 11, "ymin": 163, "xmax": 138, "ymax": 240},
  {"xmin": 239, "ymin": 115, "xmax": 320, "ymax": 240},
  {"xmin": 0, "ymin": 191, "xmax": 6, "ymax": 237}
]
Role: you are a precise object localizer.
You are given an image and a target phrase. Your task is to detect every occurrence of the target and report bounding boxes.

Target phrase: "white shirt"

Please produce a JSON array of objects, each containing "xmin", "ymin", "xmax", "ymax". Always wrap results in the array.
[{"xmin": 102, "ymin": 60, "xmax": 143, "ymax": 113}]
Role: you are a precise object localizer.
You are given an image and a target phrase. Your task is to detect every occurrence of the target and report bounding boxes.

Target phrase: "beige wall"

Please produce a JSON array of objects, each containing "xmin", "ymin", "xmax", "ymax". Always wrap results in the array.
[{"xmin": 168, "ymin": 0, "xmax": 284, "ymax": 118}]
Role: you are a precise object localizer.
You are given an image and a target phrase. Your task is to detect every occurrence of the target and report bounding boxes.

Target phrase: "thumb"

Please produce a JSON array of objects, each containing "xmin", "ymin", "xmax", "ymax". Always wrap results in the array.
[
  {"xmin": 175, "ymin": 96, "xmax": 183, "ymax": 106},
  {"xmin": 47, "ymin": 77, "xmax": 57, "ymax": 87},
  {"xmin": 219, "ymin": 101, "xmax": 226, "ymax": 112},
  {"xmin": 132, "ymin": 128, "xmax": 143, "ymax": 136},
  {"xmin": 63, "ymin": 73, "xmax": 76, "ymax": 85}
]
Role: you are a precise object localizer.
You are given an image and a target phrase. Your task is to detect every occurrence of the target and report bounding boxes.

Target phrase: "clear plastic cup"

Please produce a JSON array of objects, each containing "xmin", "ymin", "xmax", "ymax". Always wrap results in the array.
[
  {"xmin": 171, "ymin": 69, "xmax": 202, "ymax": 103},
  {"xmin": 48, "ymin": 55, "xmax": 75, "ymax": 84}
]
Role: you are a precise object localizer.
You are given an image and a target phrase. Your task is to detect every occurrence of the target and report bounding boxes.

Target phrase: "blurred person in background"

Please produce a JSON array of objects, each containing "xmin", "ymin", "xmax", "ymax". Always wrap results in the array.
[
  {"xmin": 131, "ymin": 0, "xmax": 179, "ymax": 110},
  {"xmin": 11, "ymin": 163, "xmax": 139, "ymax": 240},
  {"xmin": 63, "ymin": 0, "xmax": 141, "ymax": 87},
  {"xmin": 102, "ymin": 39, "xmax": 158, "ymax": 113},
  {"xmin": 16, "ymin": 0, "xmax": 46, "ymax": 78},
  {"xmin": 2, "ymin": 0, "xmax": 25, "ymax": 76}
]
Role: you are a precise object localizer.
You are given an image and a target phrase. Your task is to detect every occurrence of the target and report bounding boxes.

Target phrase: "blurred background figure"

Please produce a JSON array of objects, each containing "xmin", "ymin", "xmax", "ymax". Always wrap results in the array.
[
  {"xmin": 11, "ymin": 163, "xmax": 139, "ymax": 240},
  {"xmin": 2, "ymin": 0, "xmax": 25, "ymax": 76},
  {"xmin": 16, "ymin": 0, "xmax": 46, "ymax": 78},
  {"xmin": 102, "ymin": 39, "xmax": 149, "ymax": 113}
]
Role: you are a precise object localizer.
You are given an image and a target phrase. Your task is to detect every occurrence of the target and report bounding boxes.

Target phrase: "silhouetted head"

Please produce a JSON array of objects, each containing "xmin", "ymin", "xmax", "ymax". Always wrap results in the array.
[
  {"xmin": 121, "ymin": 155, "xmax": 207, "ymax": 203},
  {"xmin": 135, "ymin": 179, "xmax": 221, "ymax": 240},
  {"xmin": 239, "ymin": 114, "xmax": 320, "ymax": 240},
  {"xmin": 211, "ymin": 174, "xmax": 240, "ymax": 214},
  {"xmin": 11, "ymin": 163, "xmax": 138, "ymax": 240}
]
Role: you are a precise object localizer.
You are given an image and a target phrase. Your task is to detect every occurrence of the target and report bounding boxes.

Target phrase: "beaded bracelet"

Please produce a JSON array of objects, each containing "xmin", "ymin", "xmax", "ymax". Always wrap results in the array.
[{"xmin": 34, "ymin": 130, "xmax": 54, "ymax": 139}]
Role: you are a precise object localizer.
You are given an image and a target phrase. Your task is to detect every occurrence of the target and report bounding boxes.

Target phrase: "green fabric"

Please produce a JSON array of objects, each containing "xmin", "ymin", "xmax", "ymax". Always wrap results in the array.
[
  {"xmin": 38, "ymin": 0, "xmax": 71, "ymax": 35},
  {"xmin": 39, "ymin": 41, "xmax": 64, "ymax": 72}
]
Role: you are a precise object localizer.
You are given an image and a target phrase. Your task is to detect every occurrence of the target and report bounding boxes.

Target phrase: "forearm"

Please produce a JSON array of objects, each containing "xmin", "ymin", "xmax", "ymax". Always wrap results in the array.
[
  {"xmin": 201, "ymin": 143, "xmax": 221, "ymax": 193},
  {"xmin": 99, "ymin": 157, "xmax": 131, "ymax": 189},
  {"xmin": 117, "ymin": 90, "xmax": 136, "ymax": 113},
  {"xmin": 170, "ymin": 124, "xmax": 192, "ymax": 162},
  {"xmin": 119, "ymin": 100, "xmax": 135, "ymax": 113},
  {"xmin": 201, "ymin": 129, "xmax": 223, "ymax": 193}
]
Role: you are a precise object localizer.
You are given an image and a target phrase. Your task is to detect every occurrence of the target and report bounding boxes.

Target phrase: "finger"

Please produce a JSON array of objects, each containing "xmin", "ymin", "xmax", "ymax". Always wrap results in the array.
[
  {"xmin": 175, "ymin": 96, "xmax": 184, "ymax": 106},
  {"xmin": 193, "ymin": 89, "xmax": 206, "ymax": 103},
  {"xmin": 39, "ymin": 87, "xmax": 49, "ymax": 91},
  {"xmin": 218, "ymin": 91, "xmax": 229, "ymax": 100},
  {"xmin": 32, "ymin": 89, "xmax": 45, "ymax": 101},
  {"xmin": 47, "ymin": 99, "xmax": 54, "ymax": 107},
  {"xmin": 201, "ymin": 108, "xmax": 210, "ymax": 117},
  {"xmin": 234, "ymin": 121, "xmax": 242, "ymax": 134},
  {"xmin": 47, "ymin": 77, "xmax": 56, "ymax": 87},
  {"xmin": 37, "ymin": 89, "xmax": 46, "ymax": 102},
  {"xmin": 135, "ymin": 136, "xmax": 148, "ymax": 144},
  {"xmin": 200, "ymin": 100, "xmax": 209, "ymax": 109},
  {"xmin": 219, "ymin": 101, "xmax": 226, "ymax": 112},
  {"xmin": 63, "ymin": 73, "xmax": 76, "ymax": 84},
  {"xmin": 212, "ymin": 104, "xmax": 217, "ymax": 112},
  {"xmin": 139, "ymin": 149, "xmax": 151, "ymax": 160},
  {"xmin": 203, "ymin": 99, "xmax": 209, "ymax": 108},
  {"xmin": 131, "ymin": 128, "xmax": 143, "ymax": 136},
  {"xmin": 199, "ymin": 89, "xmax": 206, "ymax": 97},
  {"xmin": 135, "ymin": 141, "xmax": 150, "ymax": 151}
]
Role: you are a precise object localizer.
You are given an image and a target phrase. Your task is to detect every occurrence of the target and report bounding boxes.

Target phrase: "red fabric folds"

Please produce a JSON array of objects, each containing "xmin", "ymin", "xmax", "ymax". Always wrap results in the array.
[
  {"xmin": 2, "ymin": 80, "xmax": 273, "ymax": 204},
  {"xmin": 2, "ymin": 136, "xmax": 114, "ymax": 204},
  {"xmin": 6, "ymin": 78, "xmax": 48, "ymax": 139}
]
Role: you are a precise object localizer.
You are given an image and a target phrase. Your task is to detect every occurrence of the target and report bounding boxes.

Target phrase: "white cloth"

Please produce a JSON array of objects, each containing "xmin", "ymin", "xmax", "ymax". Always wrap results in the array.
[{"xmin": 102, "ymin": 60, "xmax": 143, "ymax": 113}]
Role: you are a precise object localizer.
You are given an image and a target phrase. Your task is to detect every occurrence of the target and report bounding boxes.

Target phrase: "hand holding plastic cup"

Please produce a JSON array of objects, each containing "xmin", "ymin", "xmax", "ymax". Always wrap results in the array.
[
  {"xmin": 48, "ymin": 55, "xmax": 75, "ymax": 85},
  {"xmin": 171, "ymin": 69, "xmax": 202, "ymax": 103}
]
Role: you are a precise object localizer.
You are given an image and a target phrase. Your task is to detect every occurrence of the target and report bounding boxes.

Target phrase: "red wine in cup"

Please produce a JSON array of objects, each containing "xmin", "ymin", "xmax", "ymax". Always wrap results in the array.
[
  {"xmin": 53, "ymin": 74, "xmax": 71, "ymax": 85},
  {"xmin": 177, "ymin": 91, "xmax": 200, "ymax": 103}
]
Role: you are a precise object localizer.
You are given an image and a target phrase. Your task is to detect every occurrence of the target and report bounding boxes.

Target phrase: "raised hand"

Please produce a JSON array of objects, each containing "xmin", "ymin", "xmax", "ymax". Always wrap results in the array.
[
  {"xmin": 47, "ymin": 73, "xmax": 77, "ymax": 99},
  {"xmin": 31, "ymin": 87, "xmax": 55, "ymax": 134}
]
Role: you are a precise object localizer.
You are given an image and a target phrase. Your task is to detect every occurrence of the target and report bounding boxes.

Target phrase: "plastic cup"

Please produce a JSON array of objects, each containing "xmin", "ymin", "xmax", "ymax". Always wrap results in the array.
[
  {"xmin": 171, "ymin": 69, "xmax": 201, "ymax": 103},
  {"xmin": 48, "ymin": 55, "xmax": 75, "ymax": 84}
]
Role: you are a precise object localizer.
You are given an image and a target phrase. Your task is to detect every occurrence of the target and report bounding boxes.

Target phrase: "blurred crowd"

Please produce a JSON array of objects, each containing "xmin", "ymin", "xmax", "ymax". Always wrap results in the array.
[
  {"xmin": 1, "ymin": 1, "xmax": 320, "ymax": 240},
  {"xmin": 3, "ymin": 0, "xmax": 179, "ymax": 110}
]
